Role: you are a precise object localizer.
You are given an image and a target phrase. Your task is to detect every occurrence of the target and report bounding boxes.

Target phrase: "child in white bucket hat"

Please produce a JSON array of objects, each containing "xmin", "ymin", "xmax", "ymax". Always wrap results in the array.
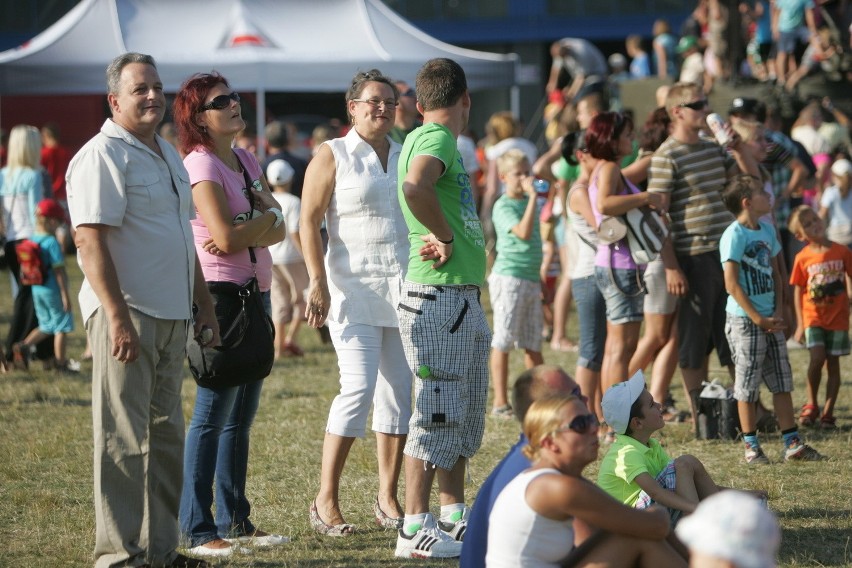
[{"xmin": 676, "ymin": 490, "xmax": 780, "ymax": 568}]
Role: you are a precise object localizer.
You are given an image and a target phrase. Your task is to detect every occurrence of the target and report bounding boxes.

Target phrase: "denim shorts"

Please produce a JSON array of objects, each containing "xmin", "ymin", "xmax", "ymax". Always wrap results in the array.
[
  {"xmin": 571, "ymin": 275, "xmax": 606, "ymax": 371},
  {"xmin": 642, "ymin": 258, "xmax": 677, "ymax": 316},
  {"xmin": 777, "ymin": 28, "xmax": 808, "ymax": 53},
  {"xmin": 594, "ymin": 266, "xmax": 645, "ymax": 325}
]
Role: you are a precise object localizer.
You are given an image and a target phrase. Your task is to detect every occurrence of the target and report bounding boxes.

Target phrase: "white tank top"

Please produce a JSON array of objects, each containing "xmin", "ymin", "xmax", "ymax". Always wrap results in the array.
[{"xmin": 485, "ymin": 468, "xmax": 575, "ymax": 568}]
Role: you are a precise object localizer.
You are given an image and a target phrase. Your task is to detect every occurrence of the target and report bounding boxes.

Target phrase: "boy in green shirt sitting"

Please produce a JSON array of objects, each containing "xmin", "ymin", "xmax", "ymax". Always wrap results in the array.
[{"xmin": 597, "ymin": 371, "xmax": 766, "ymax": 523}]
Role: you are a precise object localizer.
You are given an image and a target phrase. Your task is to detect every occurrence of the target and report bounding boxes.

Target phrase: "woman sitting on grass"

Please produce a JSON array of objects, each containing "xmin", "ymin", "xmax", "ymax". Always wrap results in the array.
[{"xmin": 486, "ymin": 395, "xmax": 686, "ymax": 567}]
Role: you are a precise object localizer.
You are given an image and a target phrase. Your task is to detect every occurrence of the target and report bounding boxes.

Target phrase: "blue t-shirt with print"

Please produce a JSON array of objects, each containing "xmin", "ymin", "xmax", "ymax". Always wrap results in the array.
[
  {"xmin": 720, "ymin": 220, "xmax": 781, "ymax": 317},
  {"xmin": 31, "ymin": 232, "xmax": 63, "ymax": 294}
]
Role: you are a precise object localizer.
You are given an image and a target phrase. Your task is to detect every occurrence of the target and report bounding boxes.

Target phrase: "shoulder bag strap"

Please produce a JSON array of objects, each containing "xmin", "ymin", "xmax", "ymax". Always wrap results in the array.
[{"xmin": 233, "ymin": 150, "xmax": 257, "ymax": 267}]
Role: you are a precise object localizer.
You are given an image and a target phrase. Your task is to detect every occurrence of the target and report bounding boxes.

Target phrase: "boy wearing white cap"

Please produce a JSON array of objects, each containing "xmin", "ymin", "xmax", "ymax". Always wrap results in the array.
[
  {"xmin": 676, "ymin": 491, "xmax": 780, "ymax": 568},
  {"xmin": 598, "ymin": 371, "xmax": 762, "ymax": 523}
]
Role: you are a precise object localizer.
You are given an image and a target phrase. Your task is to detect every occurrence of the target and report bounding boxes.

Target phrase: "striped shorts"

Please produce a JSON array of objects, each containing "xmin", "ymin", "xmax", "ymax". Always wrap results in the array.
[
  {"xmin": 397, "ymin": 281, "xmax": 492, "ymax": 471},
  {"xmin": 725, "ymin": 314, "xmax": 793, "ymax": 403}
]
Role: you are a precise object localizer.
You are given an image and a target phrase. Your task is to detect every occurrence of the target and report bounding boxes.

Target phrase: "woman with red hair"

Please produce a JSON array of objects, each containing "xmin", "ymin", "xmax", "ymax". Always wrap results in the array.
[
  {"xmin": 586, "ymin": 113, "xmax": 664, "ymax": 428},
  {"xmin": 173, "ymin": 72, "xmax": 288, "ymax": 558}
]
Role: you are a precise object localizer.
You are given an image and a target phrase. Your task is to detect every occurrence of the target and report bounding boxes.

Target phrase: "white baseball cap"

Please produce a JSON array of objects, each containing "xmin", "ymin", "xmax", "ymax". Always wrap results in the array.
[
  {"xmin": 266, "ymin": 159, "xmax": 295, "ymax": 186},
  {"xmin": 831, "ymin": 158, "xmax": 852, "ymax": 177},
  {"xmin": 676, "ymin": 491, "xmax": 780, "ymax": 568},
  {"xmin": 601, "ymin": 370, "xmax": 645, "ymax": 435}
]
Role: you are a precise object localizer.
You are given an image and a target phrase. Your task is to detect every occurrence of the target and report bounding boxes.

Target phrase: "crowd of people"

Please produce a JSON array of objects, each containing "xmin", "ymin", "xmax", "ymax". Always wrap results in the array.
[
  {"xmin": 559, "ymin": 0, "xmax": 852, "ymax": 96},
  {"xmin": 0, "ymin": 5, "xmax": 850, "ymax": 563}
]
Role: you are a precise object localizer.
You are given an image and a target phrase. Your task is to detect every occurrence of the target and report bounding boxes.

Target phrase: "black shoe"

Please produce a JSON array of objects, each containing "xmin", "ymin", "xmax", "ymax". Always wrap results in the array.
[{"xmin": 168, "ymin": 553, "xmax": 212, "ymax": 568}]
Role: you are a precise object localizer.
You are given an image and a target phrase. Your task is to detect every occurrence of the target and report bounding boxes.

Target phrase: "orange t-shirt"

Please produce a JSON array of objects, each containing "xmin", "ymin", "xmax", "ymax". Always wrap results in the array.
[{"xmin": 789, "ymin": 243, "xmax": 852, "ymax": 330}]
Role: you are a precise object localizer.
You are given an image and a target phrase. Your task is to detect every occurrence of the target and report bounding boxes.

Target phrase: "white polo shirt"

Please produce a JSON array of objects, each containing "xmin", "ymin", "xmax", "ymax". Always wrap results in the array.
[{"xmin": 66, "ymin": 119, "xmax": 196, "ymax": 323}]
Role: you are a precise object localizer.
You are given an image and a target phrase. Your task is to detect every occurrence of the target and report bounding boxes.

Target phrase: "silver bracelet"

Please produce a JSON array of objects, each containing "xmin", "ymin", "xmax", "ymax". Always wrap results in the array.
[{"xmin": 267, "ymin": 208, "xmax": 284, "ymax": 228}]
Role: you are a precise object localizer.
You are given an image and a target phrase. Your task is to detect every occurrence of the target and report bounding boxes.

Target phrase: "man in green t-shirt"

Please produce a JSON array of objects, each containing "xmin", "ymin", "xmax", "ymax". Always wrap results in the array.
[{"xmin": 394, "ymin": 58, "xmax": 491, "ymax": 560}]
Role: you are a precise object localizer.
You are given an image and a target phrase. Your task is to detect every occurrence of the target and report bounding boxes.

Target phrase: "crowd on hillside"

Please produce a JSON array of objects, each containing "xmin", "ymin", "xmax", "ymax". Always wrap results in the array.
[{"xmin": 0, "ymin": 4, "xmax": 850, "ymax": 565}]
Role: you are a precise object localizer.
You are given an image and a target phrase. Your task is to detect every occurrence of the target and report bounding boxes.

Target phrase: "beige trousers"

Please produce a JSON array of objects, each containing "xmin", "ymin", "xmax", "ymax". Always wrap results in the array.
[{"xmin": 89, "ymin": 307, "xmax": 188, "ymax": 568}]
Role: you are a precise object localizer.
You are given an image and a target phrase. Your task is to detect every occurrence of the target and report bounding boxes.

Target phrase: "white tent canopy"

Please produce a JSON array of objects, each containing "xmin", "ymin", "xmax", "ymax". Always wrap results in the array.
[{"xmin": 0, "ymin": 0, "xmax": 518, "ymax": 95}]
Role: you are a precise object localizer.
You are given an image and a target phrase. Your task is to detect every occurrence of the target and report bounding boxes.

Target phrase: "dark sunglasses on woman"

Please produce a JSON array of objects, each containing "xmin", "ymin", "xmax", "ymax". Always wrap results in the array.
[{"xmin": 199, "ymin": 92, "xmax": 241, "ymax": 112}]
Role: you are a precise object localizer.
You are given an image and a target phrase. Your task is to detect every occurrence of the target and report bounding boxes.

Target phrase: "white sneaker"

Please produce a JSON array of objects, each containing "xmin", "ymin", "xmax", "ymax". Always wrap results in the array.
[
  {"xmin": 394, "ymin": 513, "xmax": 462, "ymax": 559},
  {"xmin": 224, "ymin": 533, "xmax": 290, "ymax": 547},
  {"xmin": 437, "ymin": 506, "xmax": 470, "ymax": 541}
]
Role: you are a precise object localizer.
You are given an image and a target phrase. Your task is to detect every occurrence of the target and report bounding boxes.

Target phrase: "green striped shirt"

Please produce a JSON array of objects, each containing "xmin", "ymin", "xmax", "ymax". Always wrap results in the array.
[{"xmin": 648, "ymin": 137, "xmax": 738, "ymax": 256}]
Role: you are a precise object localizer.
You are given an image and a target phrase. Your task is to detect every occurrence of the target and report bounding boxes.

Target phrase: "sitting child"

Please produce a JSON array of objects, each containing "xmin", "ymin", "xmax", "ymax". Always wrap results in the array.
[{"xmin": 597, "ymin": 371, "xmax": 765, "ymax": 523}]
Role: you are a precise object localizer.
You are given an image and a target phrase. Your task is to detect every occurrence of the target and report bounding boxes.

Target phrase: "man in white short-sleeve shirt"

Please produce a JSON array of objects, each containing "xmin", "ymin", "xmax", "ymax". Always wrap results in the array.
[{"xmin": 66, "ymin": 52, "xmax": 219, "ymax": 568}]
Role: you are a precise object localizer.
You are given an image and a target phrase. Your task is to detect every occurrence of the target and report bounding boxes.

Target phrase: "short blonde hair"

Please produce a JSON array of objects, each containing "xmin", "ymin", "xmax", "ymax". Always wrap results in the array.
[
  {"xmin": 788, "ymin": 204, "xmax": 818, "ymax": 238},
  {"xmin": 731, "ymin": 119, "xmax": 763, "ymax": 143},
  {"xmin": 665, "ymin": 82, "xmax": 701, "ymax": 120},
  {"xmin": 521, "ymin": 395, "xmax": 579, "ymax": 461},
  {"xmin": 6, "ymin": 125, "xmax": 42, "ymax": 172},
  {"xmin": 496, "ymin": 149, "xmax": 529, "ymax": 175}
]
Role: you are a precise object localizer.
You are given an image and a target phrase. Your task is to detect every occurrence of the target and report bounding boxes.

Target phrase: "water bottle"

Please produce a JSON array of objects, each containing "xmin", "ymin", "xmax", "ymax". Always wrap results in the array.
[
  {"xmin": 706, "ymin": 113, "xmax": 731, "ymax": 147},
  {"xmin": 533, "ymin": 178, "xmax": 550, "ymax": 198}
]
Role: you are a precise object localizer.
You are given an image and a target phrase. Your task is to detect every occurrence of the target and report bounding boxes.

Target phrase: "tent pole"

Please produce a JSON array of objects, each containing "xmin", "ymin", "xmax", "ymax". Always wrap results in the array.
[
  {"xmin": 510, "ymin": 85, "xmax": 519, "ymax": 119},
  {"xmin": 256, "ymin": 87, "xmax": 266, "ymax": 159}
]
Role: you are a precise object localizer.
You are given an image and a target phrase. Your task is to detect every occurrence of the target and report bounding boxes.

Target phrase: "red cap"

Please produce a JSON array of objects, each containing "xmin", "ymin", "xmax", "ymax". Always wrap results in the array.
[{"xmin": 36, "ymin": 198, "xmax": 65, "ymax": 220}]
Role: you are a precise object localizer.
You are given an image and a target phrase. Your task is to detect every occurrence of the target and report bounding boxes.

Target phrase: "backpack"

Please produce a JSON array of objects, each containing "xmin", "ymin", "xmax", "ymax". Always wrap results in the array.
[
  {"xmin": 694, "ymin": 379, "xmax": 740, "ymax": 441},
  {"xmin": 15, "ymin": 239, "xmax": 46, "ymax": 286}
]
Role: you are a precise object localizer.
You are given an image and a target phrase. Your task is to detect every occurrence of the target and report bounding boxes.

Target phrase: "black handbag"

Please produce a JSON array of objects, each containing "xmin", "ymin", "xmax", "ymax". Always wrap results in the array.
[
  {"xmin": 186, "ymin": 276, "xmax": 275, "ymax": 389},
  {"xmin": 185, "ymin": 151, "xmax": 275, "ymax": 389}
]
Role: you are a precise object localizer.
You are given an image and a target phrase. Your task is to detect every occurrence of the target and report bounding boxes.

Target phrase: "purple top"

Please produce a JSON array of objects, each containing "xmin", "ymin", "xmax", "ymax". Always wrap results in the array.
[
  {"xmin": 589, "ymin": 165, "xmax": 640, "ymax": 270},
  {"xmin": 184, "ymin": 147, "xmax": 273, "ymax": 291}
]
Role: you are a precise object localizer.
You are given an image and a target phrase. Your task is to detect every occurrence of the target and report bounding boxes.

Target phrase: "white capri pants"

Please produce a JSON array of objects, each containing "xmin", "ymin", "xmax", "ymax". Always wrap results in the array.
[{"xmin": 326, "ymin": 321, "xmax": 412, "ymax": 437}]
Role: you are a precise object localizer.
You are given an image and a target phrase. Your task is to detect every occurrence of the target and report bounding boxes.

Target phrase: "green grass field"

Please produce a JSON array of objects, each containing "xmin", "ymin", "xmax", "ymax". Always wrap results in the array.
[{"xmin": 0, "ymin": 257, "xmax": 850, "ymax": 567}]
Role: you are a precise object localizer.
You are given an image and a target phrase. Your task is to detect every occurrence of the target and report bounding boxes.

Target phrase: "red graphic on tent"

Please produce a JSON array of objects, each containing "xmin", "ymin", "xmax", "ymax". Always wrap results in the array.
[{"xmin": 223, "ymin": 2, "xmax": 275, "ymax": 48}]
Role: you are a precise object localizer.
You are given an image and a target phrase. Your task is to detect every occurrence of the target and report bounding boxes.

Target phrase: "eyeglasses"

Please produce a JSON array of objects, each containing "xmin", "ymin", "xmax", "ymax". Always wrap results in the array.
[
  {"xmin": 199, "ymin": 92, "xmax": 240, "ymax": 112},
  {"xmin": 352, "ymin": 98, "xmax": 398, "ymax": 110},
  {"xmin": 679, "ymin": 99, "xmax": 708, "ymax": 111},
  {"xmin": 554, "ymin": 413, "xmax": 599, "ymax": 435}
]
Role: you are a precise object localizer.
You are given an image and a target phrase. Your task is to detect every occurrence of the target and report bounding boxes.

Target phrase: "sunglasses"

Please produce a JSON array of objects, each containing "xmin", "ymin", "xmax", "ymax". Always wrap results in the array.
[
  {"xmin": 554, "ymin": 413, "xmax": 599, "ymax": 435},
  {"xmin": 199, "ymin": 92, "xmax": 240, "ymax": 112},
  {"xmin": 400, "ymin": 88, "xmax": 416, "ymax": 98},
  {"xmin": 679, "ymin": 99, "xmax": 708, "ymax": 111},
  {"xmin": 351, "ymin": 98, "xmax": 398, "ymax": 110}
]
